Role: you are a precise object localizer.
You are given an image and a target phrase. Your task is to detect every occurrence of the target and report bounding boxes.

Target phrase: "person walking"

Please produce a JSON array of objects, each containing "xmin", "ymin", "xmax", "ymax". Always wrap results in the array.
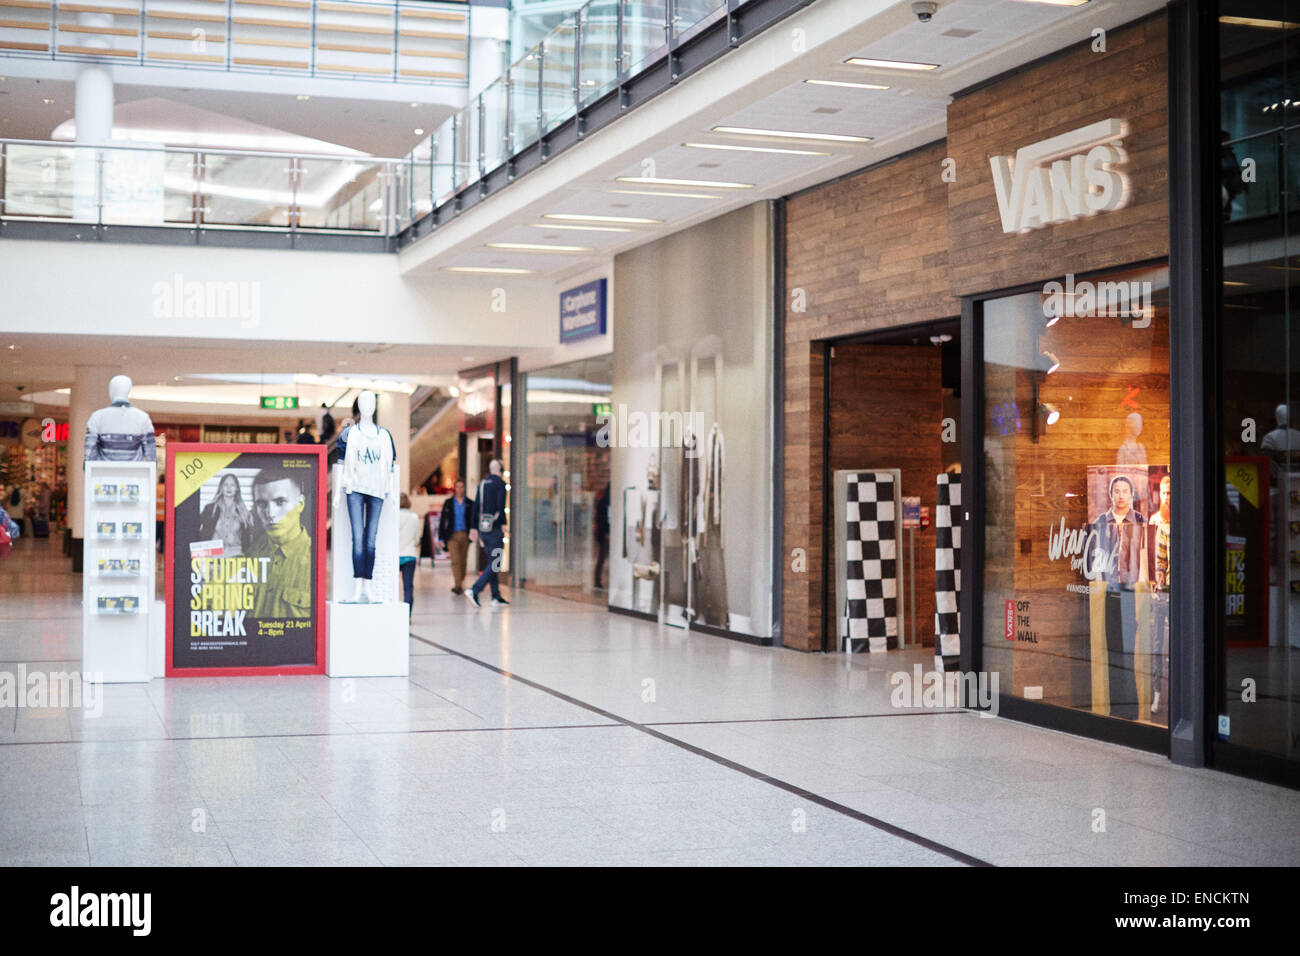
[
  {"xmin": 398, "ymin": 493, "xmax": 421, "ymax": 615},
  {"xmin": 438, "ymin": 478, "xmax": 474, "ymax": 594},
  {"xmin": 466, "ymin": 460, "xmax": 508, "ymax": 608}
]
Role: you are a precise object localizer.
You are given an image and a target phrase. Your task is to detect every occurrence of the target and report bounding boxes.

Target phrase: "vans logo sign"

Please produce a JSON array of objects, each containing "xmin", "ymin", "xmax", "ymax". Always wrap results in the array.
[{"xmin": 990, "ymin": 119, "xmax": 1130, "ymax": 234}]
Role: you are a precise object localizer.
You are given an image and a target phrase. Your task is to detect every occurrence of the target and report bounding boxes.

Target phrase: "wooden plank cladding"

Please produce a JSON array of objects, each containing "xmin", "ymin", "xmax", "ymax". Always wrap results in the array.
[
  {"xmin": 0, "ymin": 37, "xmax": 46, "ymax": 49},
  {"xmin": 945, "ymin": 15, "xmax": 1169, "ymax": 297},
  {"xmin": 782, "ymin": 13, "xmax": 1170, "ymax": 654}
]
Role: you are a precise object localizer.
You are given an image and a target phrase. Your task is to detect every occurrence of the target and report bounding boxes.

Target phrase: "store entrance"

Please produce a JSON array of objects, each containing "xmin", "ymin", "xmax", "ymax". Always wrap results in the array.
[{"xmin": 822, "ymin": 319, "xmax": 962, "ymax": 655}]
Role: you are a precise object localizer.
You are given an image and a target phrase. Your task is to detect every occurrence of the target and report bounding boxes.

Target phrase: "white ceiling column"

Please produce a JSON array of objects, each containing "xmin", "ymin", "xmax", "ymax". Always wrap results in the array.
[{"xmin": 68, "ymin": 365, "xmax": 118, "ymax": 544}]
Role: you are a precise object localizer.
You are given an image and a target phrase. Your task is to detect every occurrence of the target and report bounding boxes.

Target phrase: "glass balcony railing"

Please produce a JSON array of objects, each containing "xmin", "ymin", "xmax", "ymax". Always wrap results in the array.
[
  {"xmin": 0, "ymin": 139, "xmax": 405, "ymax": 236},
  {"xmin": 0, "ymin": 0, "xmax": 469, "ymax": 86},
  {"xmin": 394, "ymin": 0, "xmax": 761, "ymax": 230}
]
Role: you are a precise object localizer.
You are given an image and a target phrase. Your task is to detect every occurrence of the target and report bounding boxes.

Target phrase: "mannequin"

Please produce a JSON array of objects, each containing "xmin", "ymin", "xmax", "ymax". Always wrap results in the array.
[
  {"xmin": 84, "ymin": 375, "xmax": 157, "ymax": 461},
  {"xmin": 335, "ymin": 390, "xmax": 396, "ymax": 603},
  {"xmin": 1115, "ymin": 412, "xmax": 1148, "ymax": 466},
  {"xmin": 1261, "ymin": 403, "xmax": 1300, "ymax": 465}
]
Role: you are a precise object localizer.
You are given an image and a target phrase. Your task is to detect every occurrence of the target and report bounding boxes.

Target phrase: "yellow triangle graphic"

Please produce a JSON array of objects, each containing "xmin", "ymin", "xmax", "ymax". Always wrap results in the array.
[
  {"xmin": 1226, "ymin": 461, "xmax": 1261, "ymax": 510},
  {"xmin": 172, "ymin": 452, "xmax": 242, "ymax": 508}
]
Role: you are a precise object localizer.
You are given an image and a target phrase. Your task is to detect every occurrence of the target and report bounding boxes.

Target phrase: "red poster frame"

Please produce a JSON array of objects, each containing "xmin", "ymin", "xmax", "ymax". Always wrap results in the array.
[{"xmin": 164, "ymin": 443, "xmax": 328, "ymax": 677}]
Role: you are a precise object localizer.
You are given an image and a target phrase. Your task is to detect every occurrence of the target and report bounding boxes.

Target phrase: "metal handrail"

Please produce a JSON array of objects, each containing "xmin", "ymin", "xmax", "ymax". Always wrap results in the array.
[
  {"xmin": 0, "ymin": 0, "xmax": 470, "ymax": 86},
  {"xmin": 0, "ymin": 137, "xmax": 429, "ymax": 236}
]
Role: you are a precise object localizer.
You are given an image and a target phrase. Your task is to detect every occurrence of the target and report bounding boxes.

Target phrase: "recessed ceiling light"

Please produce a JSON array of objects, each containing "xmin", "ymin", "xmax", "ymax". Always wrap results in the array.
[
  {"xmin": 683, "ymin": 142, "xmax": 830, "ymax": 156},
  {"xmin": 463, "ymin": 356, "xmax": 474, "ymax": 362},
  {"xmin": 42, "ymin": 98, "xmax": 53, "ymax": 104},
  {"xmin": 529, "ymin": 222, "xmax": 633, "ymax": 233},
  {"xmin": 543, "ymin": 213, "xmax": 663, "ymax": 224},
  {"xmin": 485, "ymin": 242, "xmax": 593, "ymax": 252},
  {"xmin": 712, "ymin": 126, "xmax": 871, "ymax": 143},
  {"xmin": 1019, "ymin": 0, "xmax": 1088, "ymax": 6},
  {"xmin": 410, "ymin": 101, "xmax": 420, "ymax": 108},
  {"xmin": 296, "ymin": 94, "xmax": 309, "ymax": 101},
  {"xmin": 610, "ymin": 189, "xmax": 721, "ymax": 199},
  {"xmin": 615, "ymin": 176, "xmax": 752, "ymax": 189},
  {"xmin": 414, "ymin": 128, "xmax": 424, "ymax": 135},
  {"xmin": 1222, "ymin": 280, "xmax": 1250, "ymax": 286},
  {"xmin": 803, "ymin": 79, "xmax": 890, "ymax": 90},
  {"xmin": 844, "ymin": 57, "xmax": 939, "ymax": 71},
  {"xmin": 443, "ymin": 266, "xmax": 538, "ymax": 274}
]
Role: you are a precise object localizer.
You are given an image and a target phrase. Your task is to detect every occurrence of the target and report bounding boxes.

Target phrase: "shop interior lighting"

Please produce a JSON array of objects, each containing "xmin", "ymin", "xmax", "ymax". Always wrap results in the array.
[
  {"xmin": 614, "ymin": 176, "xmax": 753, "ymax": 189},
  {"xmin": 485, "ymin": 242, "xmax": 594, "ymax": 253},
  {"xmin": 1041, "ymin": 351, "xmax": 1061, "ymax": 374},
  {"xmin": 544, "ymin": 213, "xmax": 663, "ymax": 224},
  {"xmin": 843, "ymin": 57, "xmax": 939, "ymax": 71},
  {"xmin": 683, "ymin": 142, "xmax": 831, "ymax": 156},
  {"xmin": 804, "ymin": 79, "xmax": 891, "ymax": 91},
  {"xmin": 1219, "ymin": 16, "xmax": 1300, "ymax": 29},
  {"xmin": 1039, "ymin": 402, "xmax": 1061, "ymax": 425},
  {"xmin": 712, "ymin": 126, "xmax": 872, "ymax": 143}
]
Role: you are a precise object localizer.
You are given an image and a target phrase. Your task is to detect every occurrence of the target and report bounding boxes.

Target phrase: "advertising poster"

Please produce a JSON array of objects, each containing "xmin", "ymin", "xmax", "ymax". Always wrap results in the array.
[{"xmin": 165, "ymin": 443, "xmax": 326, "ymax": 676}]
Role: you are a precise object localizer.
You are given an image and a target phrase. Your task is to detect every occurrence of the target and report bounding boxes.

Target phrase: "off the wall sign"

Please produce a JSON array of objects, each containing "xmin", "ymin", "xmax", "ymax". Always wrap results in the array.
[{"xmin": 990, "ymin": 118, "xmax": 1129, "ymax": 233}]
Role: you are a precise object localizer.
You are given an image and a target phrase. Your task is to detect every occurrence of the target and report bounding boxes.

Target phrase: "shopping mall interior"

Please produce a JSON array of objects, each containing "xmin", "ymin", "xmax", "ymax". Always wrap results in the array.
[{"xmin": 0, "ymin": 0, "xmax": 1298, "ymax": 879}]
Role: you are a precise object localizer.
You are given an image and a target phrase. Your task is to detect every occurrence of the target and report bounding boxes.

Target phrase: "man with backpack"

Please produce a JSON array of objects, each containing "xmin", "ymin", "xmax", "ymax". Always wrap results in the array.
[{"xmin": 466, "ymin": 459, "xmax": 509, "ymax": 608}]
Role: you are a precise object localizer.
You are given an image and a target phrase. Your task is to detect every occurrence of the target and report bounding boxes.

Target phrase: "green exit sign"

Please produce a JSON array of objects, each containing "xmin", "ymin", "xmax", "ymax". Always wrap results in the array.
[
  {"xmin": 261, "ymin": 396, "xmax": 299, "ymax": 410},
  {"xmin": 593, "ymin": 402, "xmax": 612, "ymax": 417}
]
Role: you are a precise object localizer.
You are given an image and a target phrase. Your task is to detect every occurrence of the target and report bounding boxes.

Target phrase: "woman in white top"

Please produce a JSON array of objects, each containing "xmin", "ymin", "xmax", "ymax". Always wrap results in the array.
[{"xmin": 397, "ymin": 493, "xmax": 421, "ymax": 613}]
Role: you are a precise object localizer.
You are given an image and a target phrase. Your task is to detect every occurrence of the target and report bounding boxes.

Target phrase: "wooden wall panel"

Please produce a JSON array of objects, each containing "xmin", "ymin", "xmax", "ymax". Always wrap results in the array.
[
  {"xmin": 783, "ymin": 143, "xmax": 958, "ymax": 650},
  {"xmin": 829, "ymin": 344, "xmax": 945, "ymax": 649},
  {"xmin": 945, "ymin": 15, "xmax": 1169, "ymax": 297}
]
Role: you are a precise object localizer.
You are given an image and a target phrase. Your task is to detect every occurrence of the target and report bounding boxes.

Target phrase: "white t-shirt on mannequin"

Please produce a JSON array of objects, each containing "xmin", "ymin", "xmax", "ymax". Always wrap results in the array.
[{"xmin": 339, "ymin": 424, "xmax": 395, "ymax": 499}]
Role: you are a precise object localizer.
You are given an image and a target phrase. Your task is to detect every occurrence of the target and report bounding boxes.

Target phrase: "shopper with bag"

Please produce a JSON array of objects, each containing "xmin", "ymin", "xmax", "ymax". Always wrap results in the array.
[{"xmin": 465, "ymin": 459, "xmax": 509, "ymax": 608}]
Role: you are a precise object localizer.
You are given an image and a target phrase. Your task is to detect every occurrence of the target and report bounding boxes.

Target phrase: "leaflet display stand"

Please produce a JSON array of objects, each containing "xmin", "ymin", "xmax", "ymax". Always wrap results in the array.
[
  {"xmin": 82, "ymin": 460, "xmax": 155, "ymax": 683},
  {"xmin": 326, "ymin": 464, "xmax": 409, "ymax": 677}
]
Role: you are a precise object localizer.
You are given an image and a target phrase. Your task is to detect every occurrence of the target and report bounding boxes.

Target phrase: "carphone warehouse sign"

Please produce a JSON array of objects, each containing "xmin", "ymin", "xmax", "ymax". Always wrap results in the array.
[{"xmin": 559, "ymin": 278, "xmax": 608, "ymax": 343}]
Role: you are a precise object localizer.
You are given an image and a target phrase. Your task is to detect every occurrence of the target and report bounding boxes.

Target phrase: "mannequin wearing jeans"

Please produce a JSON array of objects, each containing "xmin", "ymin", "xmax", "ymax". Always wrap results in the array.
[{"xmin": 335, "ymin": 390, "xmax": 396, "ymax": 603}]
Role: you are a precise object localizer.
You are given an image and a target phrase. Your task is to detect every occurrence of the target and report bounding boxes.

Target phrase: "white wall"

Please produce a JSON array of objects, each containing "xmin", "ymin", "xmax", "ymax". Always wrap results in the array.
[{"xmin": 0, "ymin": 239, "xmax": 557, "ymax": 349}]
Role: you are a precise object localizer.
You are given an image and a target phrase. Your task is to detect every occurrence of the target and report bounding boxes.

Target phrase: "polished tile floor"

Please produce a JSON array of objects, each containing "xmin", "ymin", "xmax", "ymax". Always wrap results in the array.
[{"xmin": 1, "ymin": 535, "xmax": 1297, "ymax": 866}]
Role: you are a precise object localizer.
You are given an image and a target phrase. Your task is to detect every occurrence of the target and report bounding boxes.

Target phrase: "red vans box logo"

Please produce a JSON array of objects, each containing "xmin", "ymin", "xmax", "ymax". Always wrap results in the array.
[{"xmin": 990, "ymin": 118, "xmax": 1130, "ymax": 234}]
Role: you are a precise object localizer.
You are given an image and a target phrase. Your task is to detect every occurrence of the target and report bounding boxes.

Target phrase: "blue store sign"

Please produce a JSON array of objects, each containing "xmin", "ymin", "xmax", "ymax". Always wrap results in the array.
[{"xmin": 559, "ymin": 278, "xmax": 607, "ymax": 343}]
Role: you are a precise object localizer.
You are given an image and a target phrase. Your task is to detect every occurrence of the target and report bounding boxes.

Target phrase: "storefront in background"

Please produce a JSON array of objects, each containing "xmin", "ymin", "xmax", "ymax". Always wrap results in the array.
[
  {"xmin": 783, "ymin": 13, "xmax": 1183, "ymax": 755},
  {"xmin": 517, "ymin": 354, "xmax": 612, "ymax": 605},
  {"xmin": 610, "ymin": 203, "xmax": 775, "ymax": 642}
]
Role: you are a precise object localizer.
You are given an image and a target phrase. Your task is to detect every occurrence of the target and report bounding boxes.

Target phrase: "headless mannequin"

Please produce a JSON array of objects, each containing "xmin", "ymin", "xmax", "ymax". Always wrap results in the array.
[
  {"xmin": 1261, "ymin": 404, "xmax": 1300, "ymax": 465},
  {"xmin": 335, "ymin": 391, "xmax": 396, "ymax": 603},
  {"xmin": 1115, "ymin": 412, "xmax": 1148, "ymax": 466},
  {"xmin": 85, "ymin": 375, "xmax": 157, "ymax": 462}
]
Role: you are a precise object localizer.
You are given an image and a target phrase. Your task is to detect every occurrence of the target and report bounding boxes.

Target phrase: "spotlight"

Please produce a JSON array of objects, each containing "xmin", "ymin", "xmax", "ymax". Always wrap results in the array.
[
  {"xmin": 1039, "ymin": 402, "xmax": 1060, "ymax": 426},
  {"xmin": 1041, "ymin": 350, "xmax": 1060, "ymax": 374}
]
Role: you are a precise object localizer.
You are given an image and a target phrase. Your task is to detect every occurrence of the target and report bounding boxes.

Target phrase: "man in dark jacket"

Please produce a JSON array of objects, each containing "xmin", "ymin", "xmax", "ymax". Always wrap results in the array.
[
  {"xmin": 438, "ymin": 479, "xmax": 474, "ymax": 594},
  {"xmin": 466, "ymin": 459, "xmax": 508, "ymax": 608}
]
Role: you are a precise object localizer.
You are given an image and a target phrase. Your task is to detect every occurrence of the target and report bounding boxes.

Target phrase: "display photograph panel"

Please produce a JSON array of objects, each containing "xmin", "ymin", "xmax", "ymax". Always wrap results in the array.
[{"xmin": 167, "ymin": 445, "xmax": 325, "ymax": 674}]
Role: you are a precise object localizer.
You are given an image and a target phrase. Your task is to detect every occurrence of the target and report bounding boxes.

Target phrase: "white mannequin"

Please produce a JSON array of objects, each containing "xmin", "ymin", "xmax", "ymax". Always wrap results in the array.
[
  {"xmin": 1261, "ymin": 403, "xmax": 1300, "ymax": 458},
  {"xmin": 335, "ymin": 390, "xmax": 396, "ymax": 603},
  {"xmin": 1116, "ymin": 412, "xmax": 1148, "ymax": 466},
  {"xmin": 85, "ymin": 375, "xmax": 157, "ymax": 462}
]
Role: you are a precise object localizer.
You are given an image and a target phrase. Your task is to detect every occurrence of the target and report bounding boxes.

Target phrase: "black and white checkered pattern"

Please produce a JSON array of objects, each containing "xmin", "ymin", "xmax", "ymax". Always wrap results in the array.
[
  {"xmin": 934, "ymin": 472, "xmax": 961, "ymax": 672},
  {"xmin": 843, "ymin": 472, "xmax": 898, "ymax": 653}
]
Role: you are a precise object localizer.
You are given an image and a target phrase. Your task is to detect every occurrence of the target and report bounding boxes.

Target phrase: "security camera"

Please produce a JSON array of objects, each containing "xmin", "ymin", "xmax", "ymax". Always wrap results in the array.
[
  {"xmin": 912, "ymin": 1, "xmax": 938, "ymax": 22},
  {"xmin": 14, "ymin": 385, "xmax": 24, "ymax": 392}
]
